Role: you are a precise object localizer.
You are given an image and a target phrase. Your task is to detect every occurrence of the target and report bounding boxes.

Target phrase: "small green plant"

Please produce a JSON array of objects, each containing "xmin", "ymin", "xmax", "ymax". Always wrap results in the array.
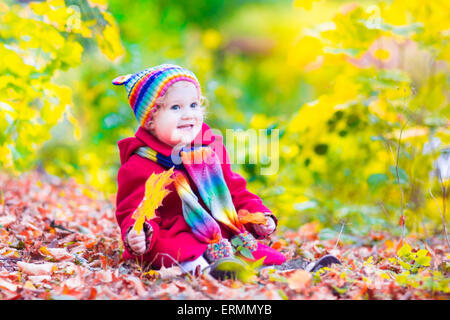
[
  {"xmin": 214, "ymin": 256, "xmax": 265, "ymax": 283},
  {"xmin": 392, "ymin": 243, "xmax": 449, "ymax": 294},
  {"xmin": 231, "ymin": 236, "xmax": 255, "ymax": 260},
  {"xmin": 396, "ymin": 243, "xmax": 431, "ymax": 273}
]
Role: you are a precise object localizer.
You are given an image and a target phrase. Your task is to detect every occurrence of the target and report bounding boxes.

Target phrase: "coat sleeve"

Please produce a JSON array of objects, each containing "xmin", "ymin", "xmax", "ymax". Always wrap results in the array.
[
  {"xmin": 115, "ymin": 159, "xmax": 160, "ymax": 255},
  {"xmin": 218, "ymin": 142, "xmax": 278, "ymax": 238}
]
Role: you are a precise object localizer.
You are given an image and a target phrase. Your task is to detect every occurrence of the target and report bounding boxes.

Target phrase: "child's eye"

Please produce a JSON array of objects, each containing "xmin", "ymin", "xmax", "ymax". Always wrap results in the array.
[
  {"xmin": 190, "ymin": 102, "xmax": 198, "ymax": 108},
  {"xmin": 170, "ymin": 105, "xmax": 180, "ymax": 110}
]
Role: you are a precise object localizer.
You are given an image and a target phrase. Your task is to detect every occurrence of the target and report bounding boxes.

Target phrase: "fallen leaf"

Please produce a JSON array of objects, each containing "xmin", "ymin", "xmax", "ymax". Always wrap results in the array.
[
  {"xmin": 0, "ymin": 215, "xmax": 16, "ymax": 227},
  {"xmin": 286, "ymin": 269, "xmax": 312, "ymax": 292},
  {"xmin": 0, "ymin": 279, "xmax": 17, "ymax": 292},
  {"xmin": 40, "ymin": 247, "xmax": 72, "ymax": 261},
  {"xmin": 17, "ymin": 261, "xmax": 56, "ymax": 275},
  {"xmin": 127, "ymin": 276, "xmax": 147, "ymax": 297},
  {"xmin": 28, "ymin": 275, "xmax": 51, "ymax": 284},
  {"xmin": 24, "ymin": 281, "xmax": 36, "ymax": 290},
  {"xmin": 158, "ymin": 265, "xmax": 182, "ymax": 279}
]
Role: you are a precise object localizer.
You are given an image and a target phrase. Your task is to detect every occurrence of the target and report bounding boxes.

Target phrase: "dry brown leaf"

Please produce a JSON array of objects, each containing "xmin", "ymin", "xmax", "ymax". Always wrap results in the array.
[
  {"xmin": 40, "ymin": 247, "xmax": 73, "ymax": 261},
  {"xmin": 1, "ymin": 171, "xmax": 449, "ymax": 301},
  {"xmin": 28, "ymin": 275, "xmax": 51, "ymax": 284},
  {"xmin": 0, "ymin": 278, "xmax": 17, "ymax": 292},
  {"xmin": 237, "ymin": 209, "xmax": 268, "ymax": 225},
  {"xmin": 127, "ymin": 275, "xmax": 147, "ymax": 297},
  {"xmin": 158, "ymin": 265, "xmax": 182, "ymax": 279},
  {"xmin": 17, "ymin": 261, "xmax": 56, "ymax": 276},
  {"xmin": 0, "ymin": 215, "xmax": 16, "ymax": 227},
  {"xmin": 286, "ymin": 269, "xmax": 312, "ymax": 292}
]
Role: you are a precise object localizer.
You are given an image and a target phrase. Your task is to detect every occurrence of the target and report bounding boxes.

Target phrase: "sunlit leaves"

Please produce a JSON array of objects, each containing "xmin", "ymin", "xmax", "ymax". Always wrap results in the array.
[
  {"xmin": 287, "ymin": 36, "xmax": 323, "ymax": 70},
  {"xmin": 396, "ymin": 243, "xmax": 432, "ymax": 274},
  {"xmin": 321, "ymin": 5, "xmax": 383, "ymax": 54},
  {"xmin": 95, "ymin": 11, "xmax": 125, "ymax": 61},
  {"xmin": 274, "ymin": 0, "xmax": 449, "ymax": 232},
  {"xmin": 293, "ymin": 0, "xmax": 321, "ymax": 11},
  {"xmin": 0, "ymin": 0, "xmax": 124, "ymax": 173}
]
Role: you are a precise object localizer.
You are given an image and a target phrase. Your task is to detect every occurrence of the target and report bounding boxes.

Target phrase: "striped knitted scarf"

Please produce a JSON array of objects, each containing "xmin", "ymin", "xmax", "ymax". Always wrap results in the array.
[{"xmin": 134, "ymin": 145, "xmax": 258, "ymax": 261}]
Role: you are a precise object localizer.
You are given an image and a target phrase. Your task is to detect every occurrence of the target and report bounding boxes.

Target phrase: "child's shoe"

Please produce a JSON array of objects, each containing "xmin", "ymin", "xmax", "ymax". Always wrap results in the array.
[
  {"xmin": 306, "ymin": 254, "xmax": 341, "ymax": 272},
  {"xmin": 272, "ymin": 254, "xmax": 341, "ymax": 272},
  {"xmin": 204, "ymin": 238, "xmax": 234, "ymax": 262}
]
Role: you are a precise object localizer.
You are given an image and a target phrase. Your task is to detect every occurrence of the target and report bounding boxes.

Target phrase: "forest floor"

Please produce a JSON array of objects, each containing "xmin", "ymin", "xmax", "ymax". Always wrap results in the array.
[{"xmin": 0, "ymin": 171, "xmax": 448, "ymax": 300}]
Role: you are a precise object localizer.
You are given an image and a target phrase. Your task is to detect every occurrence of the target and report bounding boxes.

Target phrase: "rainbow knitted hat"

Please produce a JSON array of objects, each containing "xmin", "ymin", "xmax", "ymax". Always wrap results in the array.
[{"xmin": 112, "ymin": 64, "xmax": 201, "ymax": 127}]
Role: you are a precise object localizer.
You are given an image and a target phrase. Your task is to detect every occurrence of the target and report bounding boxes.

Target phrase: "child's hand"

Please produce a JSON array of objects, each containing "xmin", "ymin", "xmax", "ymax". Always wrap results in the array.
[
  {"xmin": 252, "ymin": 216, "xmax": 276, "ymax": 237},
  {"xmin": 127, "ymin": 228, "xmax": 147, "ymax": 255}
]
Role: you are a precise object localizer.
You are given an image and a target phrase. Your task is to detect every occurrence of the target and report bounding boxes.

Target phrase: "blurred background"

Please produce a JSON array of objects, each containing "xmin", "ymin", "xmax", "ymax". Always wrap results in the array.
[{"xmin": 0, "ymin": 0, "xmax": 448, "ymax": 240}]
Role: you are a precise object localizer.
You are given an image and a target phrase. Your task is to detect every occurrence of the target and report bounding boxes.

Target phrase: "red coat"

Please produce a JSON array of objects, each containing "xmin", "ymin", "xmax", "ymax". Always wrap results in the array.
[{"xmin": 115, "ymin": 123, "xmax": 276, "ymax": 268}]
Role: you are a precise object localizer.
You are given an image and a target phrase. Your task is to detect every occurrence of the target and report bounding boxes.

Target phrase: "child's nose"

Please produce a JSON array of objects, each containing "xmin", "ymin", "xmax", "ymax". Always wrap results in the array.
[{"xmin": 181, "ymin": 107, "xmax": 194, "ymax": 119}]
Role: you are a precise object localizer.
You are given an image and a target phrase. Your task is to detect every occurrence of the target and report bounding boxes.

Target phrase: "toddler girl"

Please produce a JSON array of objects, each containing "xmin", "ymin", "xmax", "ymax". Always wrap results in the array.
[{"xmin": 113, "ymin": 64, "xmax": 286, "ymax": 275}]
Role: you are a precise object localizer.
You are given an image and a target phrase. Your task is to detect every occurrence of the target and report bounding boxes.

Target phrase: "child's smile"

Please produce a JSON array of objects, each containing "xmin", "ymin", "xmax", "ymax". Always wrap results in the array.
[
  {"xmin": 177, "ymin": 123, "xmax": 195, "ymax": 131},
  {"xmin": 149, "ymin": 81, "xmax": 204, "ymax": 147}
]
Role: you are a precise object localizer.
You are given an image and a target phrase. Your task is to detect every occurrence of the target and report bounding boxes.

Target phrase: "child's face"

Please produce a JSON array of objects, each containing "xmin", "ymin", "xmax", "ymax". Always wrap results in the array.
[{"xmin": 149, "ymin": 81, "xmax": 204, "ymax": 147}]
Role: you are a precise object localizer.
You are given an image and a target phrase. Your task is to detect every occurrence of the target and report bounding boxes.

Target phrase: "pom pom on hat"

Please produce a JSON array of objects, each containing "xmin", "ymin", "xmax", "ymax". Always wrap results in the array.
[
  {"xmin": 112, "ymin": 64, "xmax": 201, "ymax": 128},
  {"xmin": 112, "ymin": 74, "xmax": 133, "ymax": 85}
]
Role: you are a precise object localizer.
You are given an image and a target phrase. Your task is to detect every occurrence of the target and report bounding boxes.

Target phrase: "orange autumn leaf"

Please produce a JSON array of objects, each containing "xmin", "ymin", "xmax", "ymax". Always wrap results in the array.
[
  {"xmin": 237, "ymin": 209, "xmax": 268, "ymax": 225},
  {"xmin": 287, "ymin": 269, "xmax": 312, "ymax": 292},
  {"xmin": 298, "ymin": 221, "xmax": 320, "ymax": 241},
  {"xmin": 132, "ymin": 167, "xmax": 174, "ymax": 235},
  {"xmin": 271, "ymin": 241, "xmax": 282, "ymax": 250}
]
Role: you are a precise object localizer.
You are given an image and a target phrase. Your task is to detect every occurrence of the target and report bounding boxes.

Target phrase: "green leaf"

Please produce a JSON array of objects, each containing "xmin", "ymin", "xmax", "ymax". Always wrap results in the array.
[
  {"xmin": 332, "ymin": 285, "xmax": 348, "ymax": 295},
  {"xmin": 231, "ymin": 237, "xmax": 244, "ymax": 247},
  {"xmin": 398, "ymin": 259, "xmax": 412, "ymax": 270},
  {"xmin": 416, "ymin": 249, "xmax": 428, "ymax": 258},
  {"xmin": 389, "ymin": 165, "xmax": 409, "ymax": 184},
  {"xmin": 415, "ymin": 256, "xmax": 431, "ymax": 267},
  {"xmin": 397, "ymin": 243, "xmax": 412, "ymax": 257},
  {"xmin": 214, "ymin": 257, "xmax": 255, "ymax": 283},
  {"xmin": 277, "ymin": 289, "xmax": 289, "ymax": 300},
  {"xmin": 239, "ymin": 247, "xmax": 255, "ymax": 260},
  {"xmin": 251, "ymin": 257, "xmax": 266, "ymax": 270},
  {"xmin": 367, "ymin": 173, "xmax": 389, "ymax": 190}
]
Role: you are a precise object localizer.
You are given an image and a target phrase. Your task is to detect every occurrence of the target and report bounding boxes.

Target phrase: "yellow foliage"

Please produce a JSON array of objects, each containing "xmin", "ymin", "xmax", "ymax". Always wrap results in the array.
[
  {"xmin": 293, "ymin": 0, "xmax": 321, "ymax": 10},
  {"xmin": 373, "ymin": 48, "xmax": 391, "ymax": 61},
  {"xmin": 95, "ymin": 12, "xmax": 125, "ymax": 61},
  {"xmin": 0, "ymin": 0, "xmax": 124, "ymax": 173},
  {"xmin": 202, "ymin": 29, "xmax": 222, "ymax": 50},
  {"xmin": 287, "ymin": 36, "xmax": 323, "ymax": 70},
  {"xmin": 368, "ymin": 98, "xmax": 398, "ymax": 123}
]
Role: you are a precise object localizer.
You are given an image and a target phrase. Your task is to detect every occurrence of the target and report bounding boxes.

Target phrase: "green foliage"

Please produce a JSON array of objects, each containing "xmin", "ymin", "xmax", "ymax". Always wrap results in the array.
[
  {"xmin": 213, "ymin": 256, "xmax": 265, "ymax": 283},
  {"xmin": 396, "ymin": 243, "xmax": 431, "ymax": 273},
  {"xmin": 231, "ymin": 236, "xmax": 255, "ymax": 260},
  {"xmin": 387, "ymin": 242, "xmax": 447, "ymax": 293}
]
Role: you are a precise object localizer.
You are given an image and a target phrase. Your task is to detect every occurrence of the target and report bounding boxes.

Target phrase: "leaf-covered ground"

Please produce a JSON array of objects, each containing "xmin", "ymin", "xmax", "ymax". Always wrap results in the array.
[{"xmin": 0, "ymin": 171, "xmax": 448, "ymax": 300}]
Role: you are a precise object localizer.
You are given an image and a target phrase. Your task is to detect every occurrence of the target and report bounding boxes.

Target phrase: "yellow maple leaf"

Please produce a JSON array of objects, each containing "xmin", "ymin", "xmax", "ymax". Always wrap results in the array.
[{"xmin": 132, "ymin": 167, "xmax": 174, "ymax": 235}]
